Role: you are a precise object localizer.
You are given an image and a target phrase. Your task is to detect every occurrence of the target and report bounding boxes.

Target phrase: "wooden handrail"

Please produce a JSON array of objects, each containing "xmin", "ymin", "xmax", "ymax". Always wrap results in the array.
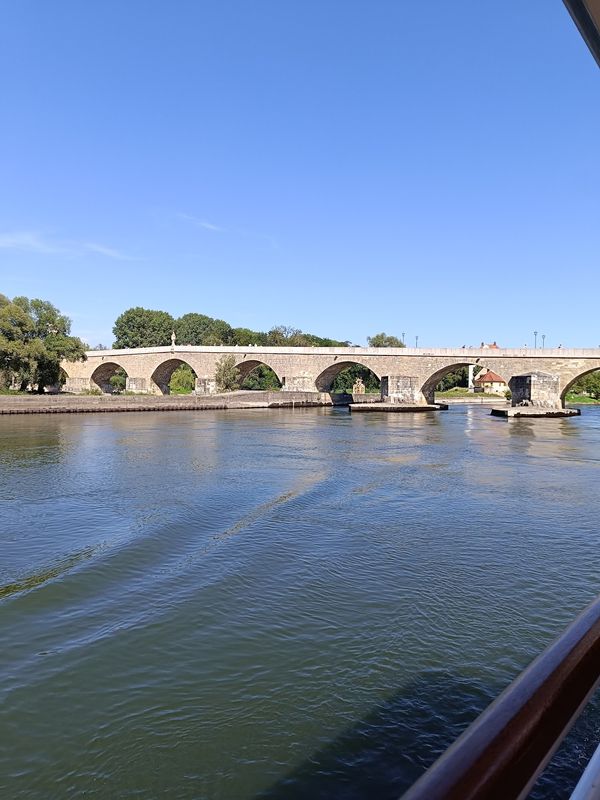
[{"xmin": 401, "ymin": 596, "xmax": 600, "ymax": 800}]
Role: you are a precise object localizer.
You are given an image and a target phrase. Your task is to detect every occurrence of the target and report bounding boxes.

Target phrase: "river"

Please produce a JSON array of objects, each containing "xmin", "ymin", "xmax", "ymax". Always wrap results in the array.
[{"xmin": 1, "ymin": 406, "xmax": 599, "ymax": 799}]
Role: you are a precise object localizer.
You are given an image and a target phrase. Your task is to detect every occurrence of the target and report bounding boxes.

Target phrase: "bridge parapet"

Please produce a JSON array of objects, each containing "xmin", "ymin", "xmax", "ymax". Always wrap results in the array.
[{"xmin": 60, "ymin": 346, "xmax": 600, "ymax": 406}]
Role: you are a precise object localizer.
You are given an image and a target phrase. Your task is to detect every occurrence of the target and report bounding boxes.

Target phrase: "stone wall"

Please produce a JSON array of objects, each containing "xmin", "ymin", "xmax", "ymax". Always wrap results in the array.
[
  {"xmin": 510, "ymin": 373, "xmax": 562, "ymax": 409},
  {"xmin": 61, "ymin": 346, "xmax": 600, "ymax": 408}
]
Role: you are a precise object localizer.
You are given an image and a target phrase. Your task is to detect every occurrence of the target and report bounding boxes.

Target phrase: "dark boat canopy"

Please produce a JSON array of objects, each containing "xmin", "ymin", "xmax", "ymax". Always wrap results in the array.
[{"xmin": 563, "ymin": 0, "xmax": 600, "ymax": 66}]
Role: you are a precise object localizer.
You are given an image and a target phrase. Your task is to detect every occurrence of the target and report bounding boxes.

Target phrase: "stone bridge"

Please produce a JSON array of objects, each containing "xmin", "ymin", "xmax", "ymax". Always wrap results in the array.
[{"xmin": 61, "ymin": 345, "xmax": 600, "ymax": 408}]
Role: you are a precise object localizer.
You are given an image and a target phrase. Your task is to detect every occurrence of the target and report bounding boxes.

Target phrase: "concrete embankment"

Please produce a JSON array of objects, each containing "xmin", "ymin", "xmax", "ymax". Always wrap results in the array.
[
  {"xmin": 0, "ymin": 391, "xmax": 342, "ymax": 415},
  {"xmin": 490, "ymin": 406, "xmax": 581, "ymax": 418},
  {"xmin": 435, "ymin": 396, "xmax": 508, "ymax": 405},
  {"xmin": 350, "ymin": 403, "xmax": 447, "ymax": 413}
]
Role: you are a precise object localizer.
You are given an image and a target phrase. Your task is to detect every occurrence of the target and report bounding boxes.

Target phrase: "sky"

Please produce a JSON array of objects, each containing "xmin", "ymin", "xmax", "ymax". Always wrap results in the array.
[{"xmin": 1, "ymin": 0, "xmax": 599, "ymax": 348}]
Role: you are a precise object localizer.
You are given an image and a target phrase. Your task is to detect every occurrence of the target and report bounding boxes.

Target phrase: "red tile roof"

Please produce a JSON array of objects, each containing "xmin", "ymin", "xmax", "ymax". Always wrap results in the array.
[{"xmin": 474, "ymin": 370, "xmax": 506, "ymax": 384}]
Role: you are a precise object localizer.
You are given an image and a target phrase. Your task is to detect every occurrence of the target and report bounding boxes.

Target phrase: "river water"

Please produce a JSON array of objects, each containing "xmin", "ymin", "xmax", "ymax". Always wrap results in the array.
[{"xmin": 1, "ymin": 406, "xmax": 600, "ymax": 799}]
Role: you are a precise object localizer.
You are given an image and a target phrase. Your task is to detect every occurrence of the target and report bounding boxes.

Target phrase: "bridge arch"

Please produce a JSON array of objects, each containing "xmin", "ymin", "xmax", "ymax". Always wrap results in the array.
[
  {"xmin": 315, "ymin": 361, "xmax": 381, "ymax": 393},
  {"xmin": 235, "ymin": 359, "xmax": 283, "ymax": 390},
  {"xmin": 420, "ymin": 362, "xmax": 509, "ymax": 404},
  {"xmin": 561, "ymin": 367, "xmax": 600, "ymax": 405},
  {"xmin": 151, "ymin": 358, "xmax": 198, "ymax": 395},
  {"xmin": 90, "ymin": 362, "xmax": 129, "ymax": 394}
]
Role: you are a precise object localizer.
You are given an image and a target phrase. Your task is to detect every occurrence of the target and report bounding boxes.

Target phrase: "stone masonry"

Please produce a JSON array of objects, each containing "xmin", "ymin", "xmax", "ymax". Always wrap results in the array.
[{"xmin": 61, "ymin": 346, "xmax": 600, "ymax": 409}]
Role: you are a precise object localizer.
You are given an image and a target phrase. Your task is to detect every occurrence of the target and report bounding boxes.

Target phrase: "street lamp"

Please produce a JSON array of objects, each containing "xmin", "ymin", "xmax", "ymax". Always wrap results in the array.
[
  {"xmin": 534, "ymin": 330, "xmax": 538, "ymax": 349},
  {"xmin": 402, "ymin": 331, "xmax": 405, "ymax": 345},
  {"xmin": 415, "ymin": 335, "xmax": 419, "ymax": 348},
  {"xmin": 542, "ymin": 334, "xmax": 546, "ymax": 349}
]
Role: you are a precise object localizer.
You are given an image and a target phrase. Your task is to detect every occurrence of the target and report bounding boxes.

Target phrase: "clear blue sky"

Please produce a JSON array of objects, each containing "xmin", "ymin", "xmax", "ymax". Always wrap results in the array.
[{"xmin": 1, "ymin": 1, "xmax": 598, "ymax": 348}]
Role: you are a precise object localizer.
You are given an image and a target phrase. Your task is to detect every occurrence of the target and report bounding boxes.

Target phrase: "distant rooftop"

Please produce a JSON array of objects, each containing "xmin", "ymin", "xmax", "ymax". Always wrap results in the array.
[{"xmin": 474, "ymin": 370, "xmax": 506, "ymax": 384}]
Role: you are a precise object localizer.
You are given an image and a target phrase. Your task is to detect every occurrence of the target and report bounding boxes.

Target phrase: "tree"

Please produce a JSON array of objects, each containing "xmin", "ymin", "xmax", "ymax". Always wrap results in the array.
[
  {"xmin": 0, "ymin": 301, "xmax": 35, "ymax": 388},
  {"xmin": 0, "ymin": 295, "xmax": 86, "ymax": 391},
  {"xmin": 169, "ymin": 364, "xmax": 196, "ymax": 394},
  {"xmin": 303, "ymin": 334, "xmax": 350, "ymax": 347},
  {"xmin": 115, "ymin": 307, "xmax": 351, "ymax": 350},
  {"xmin": 436, "ymin": 365, "xmax": 483, "ymax": 391},
  {"xmin": 232, "ymin": 327, "xmax": 268, "ymax": 346},
  {"xmin": 240, "ymin": 365, "xmax": 281, "ymax": 390},
  {"xmin": 266, "ymin": 325, "xmax": 305, "ymax": 346},
  {"xmin": 113, "ymin": 307, "xmax": 175, "ymax": 348},
  {"xmin": 570, "ymin": 371, "xmax": 600, "ymax": 399},
  {"xmin": 215, "ymin": 354, "xmax": 240, "ymax": 392},
  {"xmin": 367, "ymin": 332, "xmax": 405, "ymax": 348},
  {"xmin": 175, "ymin": 313, "xmax": 234, "ymax": 345},
  {"xmin": 585, "ymin": 373, "xmax": 600, "ymax": 398},
  {"xmin": 207, "ymin": 318, "xmax": 234, "ymax": 344},
  {"xmin": 331, "ymin": 365, "xmax": 380, "ymax": 393},
  {"xmin": 438, "ymin": 367, "xmax": 468, "ymax": 391},
  {"xmin": 263, "ymin": 325, "xmax": 348, "ymax": 347},
  {"xmin": 109, "ymin": 369, "xmax": 127, "ymax": 393}
]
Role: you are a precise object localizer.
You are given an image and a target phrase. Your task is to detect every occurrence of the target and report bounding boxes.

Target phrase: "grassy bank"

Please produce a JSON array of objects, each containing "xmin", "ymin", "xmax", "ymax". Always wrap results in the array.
[{"xmin": 565, "ymin": 394, "xmax": 600, "ymax": 404}]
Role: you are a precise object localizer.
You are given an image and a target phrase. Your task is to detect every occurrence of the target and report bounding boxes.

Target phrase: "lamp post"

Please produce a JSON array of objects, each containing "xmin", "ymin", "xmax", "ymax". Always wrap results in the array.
[
  {"xmin": 542, "ymin": 334, "xmax": 546, "ymax": 349},
  {"xmin": 402, "ymin": 332, "xmax": 405, "ymax": 345},
  {"xmin": 415, "ymin": 335, "xmax": 419, "ymax": 348},
  {"xmin": 534, "ymin": 330, "xmax": 538, "ymax": 349}
]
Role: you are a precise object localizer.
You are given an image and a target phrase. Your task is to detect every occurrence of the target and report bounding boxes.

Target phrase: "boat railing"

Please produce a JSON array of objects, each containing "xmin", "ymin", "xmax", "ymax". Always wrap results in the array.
[{"xmin": 401, "ymin": 595, "xmax": 600, "ymax": 799}]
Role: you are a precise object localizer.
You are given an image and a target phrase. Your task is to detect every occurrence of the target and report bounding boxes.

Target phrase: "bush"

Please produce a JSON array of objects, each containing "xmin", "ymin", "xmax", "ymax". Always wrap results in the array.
[
  {"xmin": 109, "ymin": 369, "xmax": 127, "ymax": 393},
  {"xmin": 215, "ymin": 354, "xmax": 240, "ymax": 392},
  {"xmin": 169, "ymin": 364, "xmax": 196, "ymax": 394}
]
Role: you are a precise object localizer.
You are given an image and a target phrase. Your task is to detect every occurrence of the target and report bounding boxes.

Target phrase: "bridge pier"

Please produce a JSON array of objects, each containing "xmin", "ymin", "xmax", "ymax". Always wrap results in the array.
[
  {"xmin": 281, "ymin": 375, "xmax": 317, "ymax": 392},
  {"xmin": 195, "ymin": 377, "xmax": 217, "ymax": 395},
  {"xmin": 64, "ymin": 377, "xmax": 90, "ymax": 394},
  {"xmin": 381, "ymin": 376, "xmax": 427, "ymax": 405},
  {"xmin": 126, "ymin": 377, "xmax": 149, "ymax": 393},
  {"xmin": 509, "ymin": 372, "xmax": 562, "ymax": 409}
]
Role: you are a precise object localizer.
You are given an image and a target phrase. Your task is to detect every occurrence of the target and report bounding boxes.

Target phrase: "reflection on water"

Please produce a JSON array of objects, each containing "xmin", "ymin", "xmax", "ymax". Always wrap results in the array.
[{"xmin": 1, "ymin": 407, "xmax": 600, "ymax": 799}]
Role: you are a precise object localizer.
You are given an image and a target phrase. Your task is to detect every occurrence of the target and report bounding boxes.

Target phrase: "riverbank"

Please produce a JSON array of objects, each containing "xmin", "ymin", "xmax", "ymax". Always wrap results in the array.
[{"xmin": 0, "ymin": 391, "xmax": 338, "ymax": 414}]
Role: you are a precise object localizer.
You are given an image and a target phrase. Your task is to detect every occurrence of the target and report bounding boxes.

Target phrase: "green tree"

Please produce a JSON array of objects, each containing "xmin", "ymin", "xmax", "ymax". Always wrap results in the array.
[
  {"xmin": 176, "ymin": 313, "xmax": 214, "ymax": 345},
  {"xmin": 303, "ymin": 334, "xmax": 350, "ymax": 347},
  {"xmin": 266, "ymin": 325, "xmax": 305, "ymax": 346},
  {"xmin": 436, "ymin": 366, "xmax": 483, "ymax": 391},
  {"xmin": 570, "ymin": 371, "xmax": 600, "ymax": 399},
  {"xmin": 240, "ymin": 365, "xmax": 281, "ymax": 390},
  {"xmin": 367, "ymin": 332, "xmax": 405, "ymax": 347},
  {"xmin": 232, "ymin": 327, "xmax": 268, "ymax": 346},
  {"xmin": 175, "ymin": 313, "xmax": 234, "ymax": 345},
  {"xmin": 169, "ymin": 364, "xmax": 196, "ymax": 394},
  {"xmin": 215, "ymin": 354, "xmax": 240, "ymax": 392},
  {"xmin": 331, "ymin": 365, "xmax": 380, "ymax": 393},
  {"xmin": 0, "ymin": 295, "xmax": 86, "ymax": 391},
  {"xmin": 109, "ymin": 368, "xmax": 127, "ymax": 393},
  {"xmin": 113, "ymin": 307, "xmax": 175, "ymax": 348},
  {"xmin": 0, "ymin": 300, "xmax": 35, "ymax": 387},
  {"xmin": 438, "ymin": 367, "xmax": 468, "ymax": 391}
]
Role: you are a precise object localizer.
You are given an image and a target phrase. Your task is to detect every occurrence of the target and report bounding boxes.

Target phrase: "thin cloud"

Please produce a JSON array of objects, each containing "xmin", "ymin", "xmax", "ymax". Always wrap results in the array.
[
  {"xmin": 0, "ymin": 230, "xmax": 137, "ymax": 260},
  {"xmin": 177, "ymin": 213, "xmax": 226, "ymax": 233},
  {"xmin": 0, "ymin": 231, "xmax": 69, "ymax": 254},
  {"xmin": 84, "ymin": 242, "xmax": 137, "ymax": 261},
  {"xmin": 177, "ymin": 212, "xmax": 278, "ymax": 249}
]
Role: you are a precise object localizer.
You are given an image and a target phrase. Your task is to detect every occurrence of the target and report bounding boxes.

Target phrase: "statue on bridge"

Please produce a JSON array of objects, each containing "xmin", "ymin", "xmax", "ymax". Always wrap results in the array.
[{"xmin": 171, "ymin": 330, "xmax": 176, "ymax": 348}]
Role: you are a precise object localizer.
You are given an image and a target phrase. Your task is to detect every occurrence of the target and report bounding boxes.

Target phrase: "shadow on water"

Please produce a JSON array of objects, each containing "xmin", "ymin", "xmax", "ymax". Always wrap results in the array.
[
  {"xmin": 0, "ymin": 546, "xmax": 97, "ymax": 601},
  {"xmin": 255, "ymin": 669, "xmax": 600, "ymax": 800}
]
